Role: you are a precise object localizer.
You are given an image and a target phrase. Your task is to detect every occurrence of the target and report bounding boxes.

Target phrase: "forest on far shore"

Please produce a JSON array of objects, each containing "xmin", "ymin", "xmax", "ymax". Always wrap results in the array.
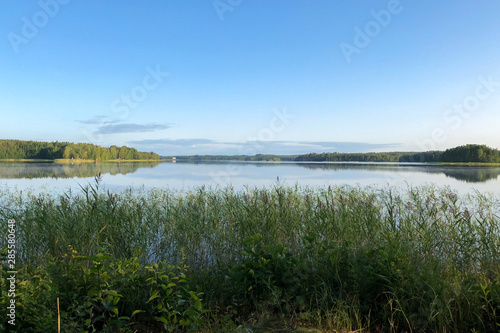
[
  {"xmin": 0, "ymin": 140, "xmax": 160, "ymax": 161},
  {"xmin": 1, "ymin": 140, "xmax": 498, "ymax": 164},
  {"xmin": 170, "ymin": 144, "xmax": 500, "ymax": 164},
  {"xmin": 296, "ymin": 144, "xmax": 500, "ymax": 163}
]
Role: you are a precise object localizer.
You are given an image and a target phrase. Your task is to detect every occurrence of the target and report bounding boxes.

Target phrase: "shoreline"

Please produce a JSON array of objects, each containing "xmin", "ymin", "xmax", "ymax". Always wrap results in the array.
[
  {"xmin": 2, "ymin": 158, "xmax": 500, "ymax": 166},
  {"xmin": 0, "ymin": 159, "xmax": 160, "ymax": 163}
]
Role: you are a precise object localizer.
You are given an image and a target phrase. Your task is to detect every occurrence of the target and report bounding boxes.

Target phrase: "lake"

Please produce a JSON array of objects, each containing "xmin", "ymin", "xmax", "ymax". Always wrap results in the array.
[{"xmin": 1, "ymin": 160, "xmax": 500, "ymax": 196}]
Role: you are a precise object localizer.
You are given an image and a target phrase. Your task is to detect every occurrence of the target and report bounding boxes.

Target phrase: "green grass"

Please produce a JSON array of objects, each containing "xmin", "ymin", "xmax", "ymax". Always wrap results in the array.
[{"xmin": 1, "ymin": 178, "xmax": 500, "ymax": 332}]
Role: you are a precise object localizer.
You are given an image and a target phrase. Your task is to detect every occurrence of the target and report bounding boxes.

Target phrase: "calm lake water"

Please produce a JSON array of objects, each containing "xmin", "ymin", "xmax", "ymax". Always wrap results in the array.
[{"xmin": 1, "ymin": 161, "xmax": 500, "ymax": 195}]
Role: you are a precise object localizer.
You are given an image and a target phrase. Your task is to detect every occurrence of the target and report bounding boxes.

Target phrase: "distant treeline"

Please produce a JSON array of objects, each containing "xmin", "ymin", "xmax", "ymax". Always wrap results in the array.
[
  {"xmin": 399, "ymin": 144, "xmax": 500, "ymax": 163},
  {"xmin": 298, "ymin": 145, "xmax": 500, "ymax": 163},
  {"xmin": 168, "ymin": 154, "xmax": 297, "ymax": 162},
  {"xmin": 167, "ymin": 144, "xmax": 500, "ymax": 164},
  {"xmin": 0, "ymin": 140, "xmax": 160, "ymax": 161},
  {"xmin": 295, "ymin": 152, "xmax": 409, "ymax": 162}
]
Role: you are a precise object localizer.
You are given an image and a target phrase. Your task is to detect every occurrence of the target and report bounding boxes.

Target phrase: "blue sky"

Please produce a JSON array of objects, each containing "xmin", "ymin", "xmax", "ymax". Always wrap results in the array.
[{"xmin": 1, "ymin": 0, "xmax": 499, "ymax": 155}]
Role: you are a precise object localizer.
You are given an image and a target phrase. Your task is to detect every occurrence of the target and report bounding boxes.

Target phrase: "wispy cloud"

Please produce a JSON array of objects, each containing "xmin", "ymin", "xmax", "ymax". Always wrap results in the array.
[
  {"xmin": 76, "ymin": 115, "xmax": 115, "ymax": 125},
  {"xmin": 128, "ymin": 138, "xmax": 401, "ymax": 155},
  {"xmin": 95, "ymin": 123, "xmax": 171, "ymax": 134}
]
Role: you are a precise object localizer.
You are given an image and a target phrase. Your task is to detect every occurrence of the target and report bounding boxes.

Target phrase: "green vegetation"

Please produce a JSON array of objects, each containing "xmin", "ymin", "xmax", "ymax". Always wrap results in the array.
[
  {"xmin": 442, "ymin": 144, "xmax": 500, "ymax": 162},
  {"xmin": 295, "ymin": 152, "xmax": 410, "ymax": 162},
  {"xmin": 170, "ymin": 145, "xmax": 500, "ymax": 165},
  {"xmin": 401, "ymin": 144, "xmax": 500, "ymax": 163},
  {"xmin": 166, "ymin": 154, "xmax": 297, "ymax": 162},
  {"xmin": 296, "ymin": 145, "xmax": 500, "ymax": 164},
  {"xmin": 4, "ymin": 141, "xmax": 497, "ymax": 164},
  {"xmin": 1, "ymin": 180, "xmax": 499, "ymax": 332},
  {"xmin": 398, "ymin": 151, "xmax": 443, "ymax": 163},
  {"xmin": 0, "ymin": 139, "xmax": 159, "ymax": 161}
]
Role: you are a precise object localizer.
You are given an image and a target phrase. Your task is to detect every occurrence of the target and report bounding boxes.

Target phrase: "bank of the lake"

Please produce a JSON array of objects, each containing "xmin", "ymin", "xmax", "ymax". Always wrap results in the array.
[
  {"xmin": 53, "ymin": 159, "xmax": 163, "ymax": 163},
  {"xmin": 1, "ymin": 183, "xmax": 499, "ymax": 332},
  {"xmin": 0, "ymin": 159, "xmax": 163, "ymax": 163},
  {"xmin": 437, "ymin": 162, "xmax": 500, "ymax": 166},
  {"xmin": 4, "ymin": 158, "xmax": 500, "ymax": 166},
  {"xmin": 0, "ymin": 158, "xmax": 54, "ymax": 162}
]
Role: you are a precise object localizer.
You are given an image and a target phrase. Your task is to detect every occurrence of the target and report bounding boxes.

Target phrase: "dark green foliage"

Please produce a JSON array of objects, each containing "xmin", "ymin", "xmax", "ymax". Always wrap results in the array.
[
  {"xmin": 295, "ymin": 151, "xmax": 410, "ymax": 162},
  {"xmin": 1, "ymin": 183, "xmax": 500, "ymax": 331},
  {"xmin": 0, "ymin": 140, "xmax": 68, "ymax": 159},
  {"xmin": 227, "ymin": 234, "xmax": 309, "ymax": 314},
  {"xmin": 0, "ymin": 139, "xmax": 159, "ymax": 161},
  {"xmin": 146, "ymin": 261, "xmax": 208, "ymax": 331},
  {"xmin": 400, "ymin": 144, "xmax": 500, "ymax": 163},
  {"xmin": 399, "ymin": 150, "xmax": 443, "ymax": 162},
  {"xmin": 0, "ymin": 246, "xmax": 204, "ymax": 332},
  {"xmin": 293, "ymin": 144, "xmax": 500, "ymax": 163},
  {"xmin": 0, "ymin": 265, "xmax": 56, "ymax": 332},
  {"xmin": 169, "ymin": 154, "xmax": 297, "ymax": 162},
  {"xmin": 441, "ymin": 144, "xmax": 500, "ymax": 163}
]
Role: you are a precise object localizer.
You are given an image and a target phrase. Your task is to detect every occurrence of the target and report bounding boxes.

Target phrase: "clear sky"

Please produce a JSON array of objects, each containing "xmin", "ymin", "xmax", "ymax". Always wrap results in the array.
[{"xmin": 1, "ymin": 0, "xmax": 499, "ymax": 155}]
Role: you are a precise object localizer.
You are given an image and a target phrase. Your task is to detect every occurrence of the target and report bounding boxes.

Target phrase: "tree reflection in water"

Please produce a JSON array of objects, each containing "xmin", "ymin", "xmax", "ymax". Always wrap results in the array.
[{"xmin": 0, "ymin": 161, "xmax": 160, "ymax": 179}]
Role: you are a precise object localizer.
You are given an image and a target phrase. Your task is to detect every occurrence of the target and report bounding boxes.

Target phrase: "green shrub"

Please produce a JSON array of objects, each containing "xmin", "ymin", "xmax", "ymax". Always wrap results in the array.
[{"xmin": 1, "ymin": 183, "xmax": 500, "ymax": 331}]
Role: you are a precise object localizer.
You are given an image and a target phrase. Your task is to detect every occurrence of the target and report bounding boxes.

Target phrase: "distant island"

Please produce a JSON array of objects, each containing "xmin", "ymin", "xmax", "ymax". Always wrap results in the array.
[
  {"xmin": 165, "ymin": 144, "xmax": 500, "ymax": 164},
  {"xmin": 0, "ymin": 139, "xmax": 160, "ymax": 161}
]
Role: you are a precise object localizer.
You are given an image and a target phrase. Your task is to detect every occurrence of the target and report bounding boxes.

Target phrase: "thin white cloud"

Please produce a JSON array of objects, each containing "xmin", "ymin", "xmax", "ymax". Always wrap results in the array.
[
  {"xmin": 76, "ymin": 115, "xmax": 115, "ymax": 125},
  {"xmin": 95, "ymin": 123, "xmax": 171, "ymax": 134},
  {"xmin": 128, "ymin": 138, "xmax": 401, "ymax": 155}
]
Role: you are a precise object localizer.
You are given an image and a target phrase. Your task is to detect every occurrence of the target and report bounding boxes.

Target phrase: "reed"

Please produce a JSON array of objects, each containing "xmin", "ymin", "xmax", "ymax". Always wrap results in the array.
[{"xmin": 1, "ymin": 179, "xmax": 499, "ymax": 331}]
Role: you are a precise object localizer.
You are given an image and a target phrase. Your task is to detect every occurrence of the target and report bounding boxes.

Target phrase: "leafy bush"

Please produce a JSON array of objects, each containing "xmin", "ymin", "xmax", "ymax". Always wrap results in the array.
[{"xmin": 1, "ymin": 183, "xmax": 500, "ymax": 331}]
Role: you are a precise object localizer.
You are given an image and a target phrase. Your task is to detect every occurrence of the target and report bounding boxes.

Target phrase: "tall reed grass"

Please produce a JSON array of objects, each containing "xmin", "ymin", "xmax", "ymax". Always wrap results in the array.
[{"xmin": 1, "ymin": 179, "xmax": 499, "ymax": 331}]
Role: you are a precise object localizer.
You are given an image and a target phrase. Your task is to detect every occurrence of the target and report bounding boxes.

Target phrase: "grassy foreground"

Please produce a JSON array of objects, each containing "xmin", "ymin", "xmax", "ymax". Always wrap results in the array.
[{"xmin": 1, "ymin": 179, "xmax": 500, "ymax": 332}]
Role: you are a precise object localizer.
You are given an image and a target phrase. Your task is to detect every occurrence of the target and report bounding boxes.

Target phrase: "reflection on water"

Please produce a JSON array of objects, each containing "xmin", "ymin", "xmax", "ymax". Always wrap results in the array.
[
  {"xmin": 289, "ymin": 163, "xmax": 500, "ymax": 183},
  {"xmin": 1, "ymin": 161, "xmax": 500, "ymax": 195},
  {"xmin": 0, "ymin": 161, "xmax": 160, "ymax": 179},
  {"xmin": 183, "ymin": 161, "xmax": 500, "ymax": 183}
]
